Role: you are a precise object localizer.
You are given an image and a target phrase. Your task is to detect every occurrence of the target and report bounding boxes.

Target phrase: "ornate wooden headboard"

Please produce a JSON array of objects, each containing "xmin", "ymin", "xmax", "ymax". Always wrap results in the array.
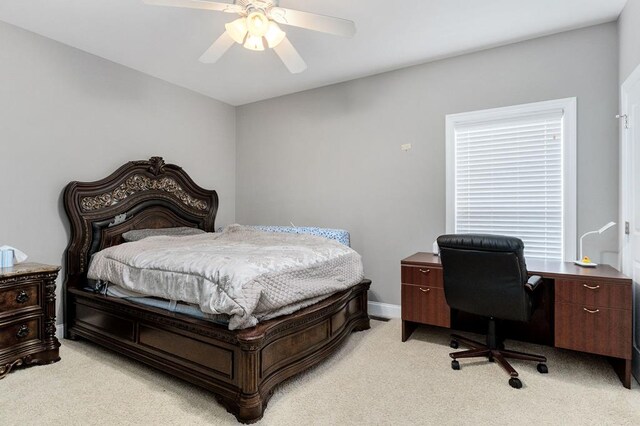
[{"xmin": 63, "ymin": 157, "xmax": 218, "ymax": 289}]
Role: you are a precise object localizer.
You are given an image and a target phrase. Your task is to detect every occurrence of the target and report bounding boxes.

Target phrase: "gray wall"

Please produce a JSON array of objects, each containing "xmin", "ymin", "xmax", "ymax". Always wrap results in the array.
[
  {"xmin": 237, "ymin": 23, "xmax": 620, "ymax": 306},
  {"xmin": 620, "ymin": 0, "xmax": 640, "ymax": 82},
  {"xmin": 0, "ymin": 21, "xmax": 236, "ymax": 324}
]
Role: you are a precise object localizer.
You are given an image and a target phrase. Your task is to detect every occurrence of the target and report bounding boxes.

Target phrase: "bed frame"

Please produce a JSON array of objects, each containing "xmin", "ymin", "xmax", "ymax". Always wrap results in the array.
[{"xmin": 63, "ymin": 157, "xmax": 370, "ymax": 423}]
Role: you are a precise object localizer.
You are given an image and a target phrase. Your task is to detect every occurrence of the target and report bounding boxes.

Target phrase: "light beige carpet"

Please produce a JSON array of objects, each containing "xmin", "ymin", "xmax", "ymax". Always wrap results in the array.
[{"xmin": 1, "ymin": 319, "xmax": 639, "ymax": 425}]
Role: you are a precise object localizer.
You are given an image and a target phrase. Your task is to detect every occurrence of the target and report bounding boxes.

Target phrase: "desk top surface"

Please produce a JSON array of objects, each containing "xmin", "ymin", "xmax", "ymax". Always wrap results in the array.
[{"xmin": 402, "ymin": 252, "xmax": 630, "ymax": 283}]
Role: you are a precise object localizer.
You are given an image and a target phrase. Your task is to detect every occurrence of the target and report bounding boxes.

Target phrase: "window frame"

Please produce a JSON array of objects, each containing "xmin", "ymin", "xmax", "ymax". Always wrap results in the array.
[{"xmin": 445, "ymin": 98, "xmax": 577, "ymax": 262}]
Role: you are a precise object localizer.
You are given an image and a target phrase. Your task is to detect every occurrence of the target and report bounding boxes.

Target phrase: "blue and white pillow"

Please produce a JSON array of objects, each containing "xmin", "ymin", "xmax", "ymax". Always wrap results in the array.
[{"xmin": 248, "ymin": 225, "xmax": 351, "ymax": 247}]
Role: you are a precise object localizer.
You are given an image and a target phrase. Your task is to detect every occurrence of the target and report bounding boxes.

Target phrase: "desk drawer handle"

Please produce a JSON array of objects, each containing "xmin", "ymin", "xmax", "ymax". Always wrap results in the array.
[
  {"xmin": 16, "ymin": 290, "xmax": 29, "ymax": 304},
  {"xmin": 419, "ymin": 288, "xmax": 431, "ymax": 293},
  {"xmin": 583, "ymin": 284, "xmax": 600, "ymax": 290},
  {"xmin": 583, "ymin": 307, "xmax": 600, "ymax": 314},
  {"xmin": 16, "ymin": 325, "xmax": 30, "ymax": 339},
  {"xmin": 419, "ymin": 269, "xmax": 431, "ymax": 275}
]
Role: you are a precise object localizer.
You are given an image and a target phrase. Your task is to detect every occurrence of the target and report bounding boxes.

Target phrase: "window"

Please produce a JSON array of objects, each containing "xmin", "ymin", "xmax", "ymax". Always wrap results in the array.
[{"xmin": 446, "ymin": 99, "xmax": 577, "ymax": 261}]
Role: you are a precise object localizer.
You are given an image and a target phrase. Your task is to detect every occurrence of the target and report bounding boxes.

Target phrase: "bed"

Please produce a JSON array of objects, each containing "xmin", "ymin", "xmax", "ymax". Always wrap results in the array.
[{"xmin": 63, "ymin": 157, "xmax": 371, "ymax": 423}]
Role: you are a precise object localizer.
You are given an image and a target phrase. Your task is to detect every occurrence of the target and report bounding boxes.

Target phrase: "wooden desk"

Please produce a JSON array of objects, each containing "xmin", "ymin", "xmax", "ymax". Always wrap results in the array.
[{"xmin": 401, "ymin": 252, "xmax": 633, "ymax": 388}]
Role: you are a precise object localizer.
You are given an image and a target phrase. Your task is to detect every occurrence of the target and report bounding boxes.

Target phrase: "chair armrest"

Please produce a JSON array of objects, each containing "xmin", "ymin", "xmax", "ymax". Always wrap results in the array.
[{"xmin": 525, "ymin": 275, "xmax": 543, "ymax": 292}]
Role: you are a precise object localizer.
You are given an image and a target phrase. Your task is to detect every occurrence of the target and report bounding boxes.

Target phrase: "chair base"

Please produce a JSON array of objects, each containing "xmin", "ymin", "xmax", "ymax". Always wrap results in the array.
[{"xmin": 449, "ymin": 333, "xmax": 547, "ymax": 388}]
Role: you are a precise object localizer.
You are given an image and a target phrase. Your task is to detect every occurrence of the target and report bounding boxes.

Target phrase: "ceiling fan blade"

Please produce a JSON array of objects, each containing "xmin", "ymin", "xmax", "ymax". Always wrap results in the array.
[
  {"xmin": 143, "ymin": 0, "xmax": 243, "ymax": 13},
  {"xmin": 199, "ymin": 31, "xmax": 235, "ymax": 63},
  {"xmin": 273, "ymin": 37, "xmax": 307, "ymax": 74},
  {"xmin": 269, "ymin": 7, "xmax": 356, "ymax": 38}
]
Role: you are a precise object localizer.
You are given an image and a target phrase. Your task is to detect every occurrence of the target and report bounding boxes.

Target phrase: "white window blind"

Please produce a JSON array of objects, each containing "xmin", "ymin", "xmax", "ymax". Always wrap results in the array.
[{"xmin": 453, "ymin": 109, "xmax": 566, "ymax": 260}]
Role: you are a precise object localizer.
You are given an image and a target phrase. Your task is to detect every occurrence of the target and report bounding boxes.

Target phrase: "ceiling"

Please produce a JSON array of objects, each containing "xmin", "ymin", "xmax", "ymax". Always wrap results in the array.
[{"xmin": 0, "ymin": 0, "xmax": 628, "ymax": 106}]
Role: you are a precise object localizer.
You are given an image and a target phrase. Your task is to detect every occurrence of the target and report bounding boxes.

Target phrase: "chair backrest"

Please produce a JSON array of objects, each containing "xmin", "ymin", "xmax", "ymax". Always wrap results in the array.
[{"xmin": 436, "ymin": 234, "xmax": 532, "ymax": 322}]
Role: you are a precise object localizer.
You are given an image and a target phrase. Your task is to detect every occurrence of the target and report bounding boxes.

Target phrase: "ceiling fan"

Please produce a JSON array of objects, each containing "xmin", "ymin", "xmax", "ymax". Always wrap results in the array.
[{"xmin": 143, "ymin": 0, "xmax": 356, "ymax": 73}]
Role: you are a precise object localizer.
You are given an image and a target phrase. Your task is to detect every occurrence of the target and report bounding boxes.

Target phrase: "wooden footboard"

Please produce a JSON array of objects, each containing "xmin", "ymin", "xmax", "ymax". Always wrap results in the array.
[{"xmin": 66, "ymin": 280, "xmax": 370, "ymax": 423}]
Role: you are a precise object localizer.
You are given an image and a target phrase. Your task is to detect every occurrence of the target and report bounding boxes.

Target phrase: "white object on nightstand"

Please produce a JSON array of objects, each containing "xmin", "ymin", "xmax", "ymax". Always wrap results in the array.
[{"xmin": 0, "ymin": 245, "xmax": 28, "ymax": 267}]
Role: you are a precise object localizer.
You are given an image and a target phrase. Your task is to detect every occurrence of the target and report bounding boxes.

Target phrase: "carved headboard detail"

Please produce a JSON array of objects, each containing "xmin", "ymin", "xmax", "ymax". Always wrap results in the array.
[
  {"xmin": 80, "ymin": 174, "xmax": 209, "ymax": 212},
  {"xmin": 63, "ymin": 157, "xmax": 218, "ymax": 289}
]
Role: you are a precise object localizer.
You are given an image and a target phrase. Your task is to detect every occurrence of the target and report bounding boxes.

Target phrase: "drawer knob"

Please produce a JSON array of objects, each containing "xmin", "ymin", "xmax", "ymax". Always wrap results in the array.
[
  {"xmin": 16, "ymin": 325, "xmax": 30, "ymax": 339},
  {"xmin": 15, "ymin": 290, "xmax": 29, "ymax": 304},
  {"xmin": 582, "ymin": 284, "xmax": 600, "ymax": 290},
  {"xmin": 419, "ymin": 269, "xmax": 431, "ymax": 275},
  {"xmin": 583, "ymin": 307, "xmax": 600, "ymax": 314},
  {"xmin": 419, "ymin": 288, "xmax": 431, "ymax": 293}
]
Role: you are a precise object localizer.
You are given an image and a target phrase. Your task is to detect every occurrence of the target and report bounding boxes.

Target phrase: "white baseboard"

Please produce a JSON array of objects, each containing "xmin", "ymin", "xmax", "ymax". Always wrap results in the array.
[
  {"xmin": 56, "ymin": 324, "xmax": 65, "ymax": 339},
  {"xmin": 368, "ymin": 301, "xmax": 401, "ymax": 319}
]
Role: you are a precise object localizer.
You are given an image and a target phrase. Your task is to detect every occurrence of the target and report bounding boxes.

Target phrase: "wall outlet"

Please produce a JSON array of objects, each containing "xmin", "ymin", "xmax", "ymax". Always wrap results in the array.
[{"xmin": 401, "ymin": 143, "xmax": 412, "ymax": 151}]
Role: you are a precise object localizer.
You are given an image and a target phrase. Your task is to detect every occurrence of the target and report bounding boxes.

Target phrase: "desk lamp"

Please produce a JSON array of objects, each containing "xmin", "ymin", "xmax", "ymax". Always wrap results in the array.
[{"xmin": 575, "ymin": 221, "xmax": 616, "ymax": 267}]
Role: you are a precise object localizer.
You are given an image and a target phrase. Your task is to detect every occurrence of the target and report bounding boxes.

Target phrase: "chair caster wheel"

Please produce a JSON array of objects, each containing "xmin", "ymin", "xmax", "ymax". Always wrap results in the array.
[
  {"xmin": 488, "ymin": 355, "xmax": 495, "ymax": 363},
  {"xmin": 451, "ymin": 360, "xmax": 460, "ymax": 370},
  {"xmin": 509, "ymin": 378, "xmax": 522, "ymax": 389},
  {"xmin": 537, "ymin": 363, "xmax": 548, "ymax": 374},
  {"xmin": 450, "ymin": 340, "xmax": 459, "ymax": 349}
]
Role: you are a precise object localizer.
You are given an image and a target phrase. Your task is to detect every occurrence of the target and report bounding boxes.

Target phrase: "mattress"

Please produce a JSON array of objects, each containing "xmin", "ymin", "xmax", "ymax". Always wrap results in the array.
[
  {"xmin": 103, "ymin": 284, "xmax": 229, "ymax": 326},
  {"xmin": 88, "ymin": 224, "xmax": 364, "ymax": 329}
]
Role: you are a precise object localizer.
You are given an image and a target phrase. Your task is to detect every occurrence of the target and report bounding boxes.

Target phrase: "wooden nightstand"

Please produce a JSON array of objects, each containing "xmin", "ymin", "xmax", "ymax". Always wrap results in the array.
[{"xmin": 0, "ymin": 263, "xmax": 61, "ymax": 379}]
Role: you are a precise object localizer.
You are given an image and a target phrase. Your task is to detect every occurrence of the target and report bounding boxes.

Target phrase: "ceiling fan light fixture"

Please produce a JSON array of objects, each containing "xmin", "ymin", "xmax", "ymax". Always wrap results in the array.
[
  {"xmin": 246, "ymin": 11, "xmax": 270, "ymax": 37},
  {"xmin": 143, "ymin": 0, "xmax": 357, "ymax": 73},
  {"xmin": 225, "ymin": 17, "xmax": 248, "ymax": 44},
  {"xmin": 244, "ymin": 34, "xmax": 266, "ymax": 51},
  {"xmin": 264, "ymin": 21, "xmax": 286, "ymax": 48}
]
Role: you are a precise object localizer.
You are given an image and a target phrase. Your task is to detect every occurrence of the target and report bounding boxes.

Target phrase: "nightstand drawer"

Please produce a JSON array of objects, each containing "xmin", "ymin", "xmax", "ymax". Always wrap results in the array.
[
  {"xmin": 0, "ymin": 317, "xmax": 41, "ymax": 350},
  {"xmin": 401, "ymin": 284, "xmax": 450, "ymax": 327},
  {"xmin": 0, "ymin": 282, "xmax": 41, "ymax": 315},
  {"xmin": 555, "ymin": 280, "xmax": 631, "ymax": 310},
  {"xmin": 401, "ymin": 266, "xmax": 443, "ymax": 288},
  {"xmin": 555, "ymin": 302, "xmax": 631, "ymax": 359}
]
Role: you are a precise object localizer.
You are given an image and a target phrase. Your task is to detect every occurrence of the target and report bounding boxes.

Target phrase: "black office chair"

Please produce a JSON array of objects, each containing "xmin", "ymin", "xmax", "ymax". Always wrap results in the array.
[{"xmin": 436, "ymin": 234, "xmax": 548, "ymax": 389}]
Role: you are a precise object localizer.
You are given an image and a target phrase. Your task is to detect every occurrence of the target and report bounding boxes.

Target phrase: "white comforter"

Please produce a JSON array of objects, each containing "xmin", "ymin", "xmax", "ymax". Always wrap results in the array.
[{"xmin": 87, "ymin": 225, "xmax": 364, "ymax": 329}]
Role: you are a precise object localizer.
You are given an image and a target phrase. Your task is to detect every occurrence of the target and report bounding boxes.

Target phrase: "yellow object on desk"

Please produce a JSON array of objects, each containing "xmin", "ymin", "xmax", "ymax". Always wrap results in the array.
[{"xmin": 575, "ymin": 255, "xmax": 597, "ymax": 267}]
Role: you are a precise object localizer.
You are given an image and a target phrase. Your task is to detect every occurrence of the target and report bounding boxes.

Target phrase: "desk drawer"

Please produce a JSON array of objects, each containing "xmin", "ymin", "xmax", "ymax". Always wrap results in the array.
[
  {"xmin": 555, "ymin": 302, "xmax": 631, "ymax": 359},
  {"xmin": 401, "ymin": 266, "xmax": 443, "ymax": 288},
  {"xmin": 555, "ymin": 280, "xmax": 631, "ymax": 310},
  {"xmin": 401, "ymin": 284, "xmax": 450, "ymax": 327}
]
